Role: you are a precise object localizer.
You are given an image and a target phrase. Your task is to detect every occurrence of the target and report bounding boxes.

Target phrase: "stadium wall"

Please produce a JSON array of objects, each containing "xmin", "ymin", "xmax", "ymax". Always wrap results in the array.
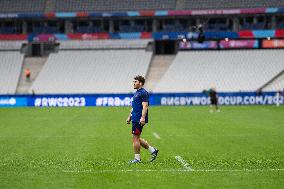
[{"xmin": 0, "ymin": 92, "xmax": 283, "ymax": 108}]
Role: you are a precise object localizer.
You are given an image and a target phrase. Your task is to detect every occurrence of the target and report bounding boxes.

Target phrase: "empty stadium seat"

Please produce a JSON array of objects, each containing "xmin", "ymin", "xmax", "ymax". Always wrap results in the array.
[
  {"xmin": 0, "ymin": 41, "xmax": 24, "ymax": 50},
  {"xmin": 177, "ymin": 0, "xmax": 284, "ymax": 10},
  {"xmin": 0, "ymin": 52, "xmax": 24, "ymax": 94},
  {"xmin": 0, "ymin": 0, "xmax": 46, "ymax": 13},
  {"xmin": 55, "ymin": 0, "xmax": 176, "ymax": 12},
  {"xmin": 30, "ymin": 50, "xmax": 152, "ymax": 94},
  {"xmin": 58, "ymin": 39, "xmax": 151, "ymax": 50},
  {"xmin": 153, "ymin": 50, "xmax": 284, "ymax": 92}
]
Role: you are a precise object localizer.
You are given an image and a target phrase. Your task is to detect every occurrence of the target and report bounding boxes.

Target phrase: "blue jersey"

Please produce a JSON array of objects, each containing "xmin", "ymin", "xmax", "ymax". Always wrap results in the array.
[{"xmin": 131, "ymin": 88, "xmax": 149, "ymax": 123}]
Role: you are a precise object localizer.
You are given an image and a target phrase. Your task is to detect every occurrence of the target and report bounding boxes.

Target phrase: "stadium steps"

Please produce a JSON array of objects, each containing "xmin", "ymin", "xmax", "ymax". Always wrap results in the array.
[
  {"xmin": 261, "ymin": 69, "xmax": 284, "ymax": 92},
  {"xmin": 145, "ymin": 55, "xmax": 176, "ymax": 92},
  {"xmin": 16, "ymin": 57, "xmax": 48, "ymax": 94}
]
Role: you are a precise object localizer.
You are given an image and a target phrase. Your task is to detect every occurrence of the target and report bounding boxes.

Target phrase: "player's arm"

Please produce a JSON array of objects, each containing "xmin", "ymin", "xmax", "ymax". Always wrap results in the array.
[
  {"xmin": 140, "ymin": 102, "xmax": 148, "ymax": 126},
  {"xmin": 126, "ymin": 108, "xmax": 132, "ymax": 124}
]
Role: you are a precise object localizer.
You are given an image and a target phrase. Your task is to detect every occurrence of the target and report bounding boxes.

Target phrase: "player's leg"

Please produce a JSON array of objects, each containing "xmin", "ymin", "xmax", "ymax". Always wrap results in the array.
[
  {"xmin": 139, "ymin": 138, "xmax": 156, "ymax": 153},
  {"xmin": 139, "ymin": 138, "xmax": 159, "ymax": 162},
  {"xmin": 215, "ymin": 104, "xmax": 220, "ymax": 112},
  {"xmin": 139, "ymin": 138, "xmax": 149, "ymax": 149},
  {"xmin": 215, "ymin": 101, "xmax": 220, "ymax": 112},
  {"xmin": 210, "ymin": 104, "xmax": 213, "ymax": 112},
  {"xmin": 129, "ymin": 122, "xmax": 143, "ymax": 163},
  {"xmin": 210, "ymin": 98, "xmax": 214, "ymax": 112},
  {"xmin": 132, "ymin": 134, "xmax": 141, "ymax": 161}
]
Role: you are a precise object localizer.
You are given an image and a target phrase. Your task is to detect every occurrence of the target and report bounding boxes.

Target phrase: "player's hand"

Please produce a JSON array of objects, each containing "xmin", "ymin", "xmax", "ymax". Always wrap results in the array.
[
  {"xmin": 140, "ymin": 117, "xmax": 145, "ymax": 126},
  {"xmin": 126, "ymin": 117, "xmax": 131, "ymax": 124}
]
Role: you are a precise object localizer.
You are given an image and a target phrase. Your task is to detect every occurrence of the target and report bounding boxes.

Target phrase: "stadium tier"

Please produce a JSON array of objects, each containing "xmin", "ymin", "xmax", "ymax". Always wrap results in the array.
[
  {"xmin": 152, "ymin": 50, "xmax": 284, "ymax": 93},
  {"xmin": 0, "ymin": 41, "xmax": 24, "ymax": 50},
  {"xmin": 0, "ymin": 0, "xmax": 176, "ymax": 13},
  {"xmin": 0, "ymin": 51, "xmax": 24, "ymax": 94},
  {"xmin": 0, "ymin": 0, "xmax": 284, "ymax": 13},
  {"xmin": 177, "ymin": 0, "xmax": 284, "ymax": 10},
  {"xmin": 0, "ymin": 0, "xmax": 284, "ymax": 36},
  {"xmin": 55, "ymin": 0, "xmax": 176, "ymax": 12},
  {"xmin": 30, "ymin": 50, "xmax": 152, "ymax": 94},
  {"xmin": 0, "ymin": 0, "xmax": 46, "ymax": 13}
]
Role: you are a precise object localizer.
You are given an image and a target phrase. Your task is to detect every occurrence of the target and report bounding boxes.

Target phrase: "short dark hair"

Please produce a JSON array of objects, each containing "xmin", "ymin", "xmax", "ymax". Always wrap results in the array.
[{"xmin": 134, "ymin": 75, "xmax": 145, "ymax": 85}]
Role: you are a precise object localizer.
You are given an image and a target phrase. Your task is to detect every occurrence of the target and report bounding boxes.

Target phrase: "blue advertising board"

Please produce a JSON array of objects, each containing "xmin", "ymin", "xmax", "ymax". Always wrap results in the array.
[
  {"xmin": 0, "ymin": 97, "xmax": 27, "ymax": 107},
  {"xmin": 27, "ymin": 94, "xmax": 133, "ymax": 107},
  {"xmin": 0, "ymin": 92, "xmax": 283, "ymax": 108},
  {"xmin": 151, "ymin": 92, "xmax": 283, "ymax": 106}
]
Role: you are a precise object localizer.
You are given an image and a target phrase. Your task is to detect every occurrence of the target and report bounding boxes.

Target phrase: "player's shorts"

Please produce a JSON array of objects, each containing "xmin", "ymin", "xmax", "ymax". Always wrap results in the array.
[
  {"xmin": 210, "ymin": 98, "xmax": 218, "ymax": 105},
  {"xmin": 132, "ymin": 122, "xmax": 143, "ymax": 135}
]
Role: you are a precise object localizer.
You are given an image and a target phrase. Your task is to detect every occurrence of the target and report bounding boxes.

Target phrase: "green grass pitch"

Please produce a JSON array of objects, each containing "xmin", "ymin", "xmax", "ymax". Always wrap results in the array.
[{"xmin": 0, "ymin": 106, "xmax": 284, "ymax": 188}]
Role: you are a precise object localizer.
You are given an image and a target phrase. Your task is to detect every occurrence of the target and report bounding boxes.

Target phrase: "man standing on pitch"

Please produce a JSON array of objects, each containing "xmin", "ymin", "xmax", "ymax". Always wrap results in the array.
[
  {"xmin": 209, "ymin": 87, "xmax": 220, "ymax": 112},
  {"xmin": 126, "ymin": 75, "xmax": 158, "ymax": 164}
]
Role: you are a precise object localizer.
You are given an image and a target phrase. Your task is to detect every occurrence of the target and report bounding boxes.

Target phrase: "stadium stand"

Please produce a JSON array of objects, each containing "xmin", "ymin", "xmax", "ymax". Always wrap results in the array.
[
  {"xmin": 262, "ymin": 72, "xmax": 284, "ymax": 92},
  {"xmin": 0, "ymin": 0, "xmax": 46, "ymax": 13},
  {"xmin": 153, "ymin": 50, "xmax": 284, "ymax": 93},
  {"xmin": 0, "ymin": 0, "xmax": 283, "ymax": 14},
  {"xmin": 0, "ymin": 41, "xmax": 24, "ymax": 50},
  {"xmin": 54, "ymin": 0, "xmax": 176, "ymax": 12},
  {"xmin": 0, "ymin": 52, "xmax": 24, "ymax": 94},
  {"xmin": 177, "ymin": 0, "xmax": 284, "ymax": 10},
  {"xmin": 30, "ymin": 50, "xmax": 152, "ymax": 94},
  {"xmin": 58, "ymin": 39, "xmax": 151, "ymax": 50}
]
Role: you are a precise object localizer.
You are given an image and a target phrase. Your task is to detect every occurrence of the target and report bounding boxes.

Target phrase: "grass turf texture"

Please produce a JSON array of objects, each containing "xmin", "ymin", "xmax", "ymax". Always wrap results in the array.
[{"xmin": 0, "ymin": 106, "xmax": 283, "ymax": 188}]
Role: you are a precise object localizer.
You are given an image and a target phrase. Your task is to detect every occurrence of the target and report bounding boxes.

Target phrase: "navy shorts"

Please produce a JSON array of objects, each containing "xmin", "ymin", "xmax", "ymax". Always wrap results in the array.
[
  {"xmin": 132, "ymin": 122, "xmax": 143, "ymax": 135},
  {"xmin": 210, "ymin": 98, "xmax": 218, "ymax": 105}
]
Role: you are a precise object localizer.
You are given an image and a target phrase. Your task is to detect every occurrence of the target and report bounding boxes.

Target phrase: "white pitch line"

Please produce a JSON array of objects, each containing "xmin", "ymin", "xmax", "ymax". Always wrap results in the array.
[
  {"xmin": 152, "ymin": 132, "xmax": 161, "ymax": 139},
  {"xmin": 174, "ymin": 156, "xmax": 193, "ymax": 171},
  {"xmin": 62, "ymin": 168, "xmax": 284, "ymax": 173}
]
